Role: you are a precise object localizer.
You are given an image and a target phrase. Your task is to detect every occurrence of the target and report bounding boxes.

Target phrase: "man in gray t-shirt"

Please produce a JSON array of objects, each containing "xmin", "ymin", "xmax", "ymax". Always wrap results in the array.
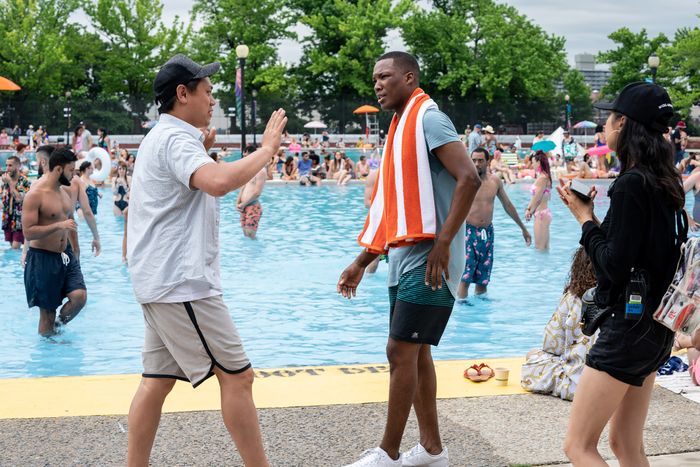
[
  {"xmin": 337, "ymin": 52, "xmax": 481, "ymax": 467},
  {"xmin": 79, "ymin": 123, "xmax": 93, "ymax": 150},
  {"xmin": 467, "ymin": 123, "xmax": 483, "ymax": 155}
]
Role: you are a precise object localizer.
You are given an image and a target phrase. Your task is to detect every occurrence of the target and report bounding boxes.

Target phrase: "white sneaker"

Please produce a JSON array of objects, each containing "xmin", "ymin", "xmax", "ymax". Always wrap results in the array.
[
  {"xmin": 401, "ymin": 444, "xmax": 449, "ymax": 467},
  {"xmin": 343, "ymin": 447, "xmax": 402, "ymax": 467}
]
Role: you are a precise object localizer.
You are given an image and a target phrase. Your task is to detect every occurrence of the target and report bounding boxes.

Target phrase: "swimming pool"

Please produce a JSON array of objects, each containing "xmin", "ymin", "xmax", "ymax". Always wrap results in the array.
[{"xmin": 0, "ymin": 181, "xmax": 685, "ymax": 379}]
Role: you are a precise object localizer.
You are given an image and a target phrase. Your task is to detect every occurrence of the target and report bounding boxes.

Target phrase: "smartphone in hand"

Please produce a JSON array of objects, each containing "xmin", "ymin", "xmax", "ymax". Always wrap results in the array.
[{"xmin": 570, "ymin": 179, "xmax": 592, "ymax": 202}]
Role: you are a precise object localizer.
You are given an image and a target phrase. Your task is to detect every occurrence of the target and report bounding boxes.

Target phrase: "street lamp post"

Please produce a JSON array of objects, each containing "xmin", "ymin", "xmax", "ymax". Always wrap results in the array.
[
  {"xmin": 565, "ymin": 94, "xmax": 571, "ymax": 130},
  {"xmin": 592, "ymin": 89, "xmax": 600, "ymax": 124},
  {"xmin": 236, "ymin": 44, "xmax": 249, "ymax": 151},
  {"xmin": 648, "ymin": 53, "xmax": 660, "ymax": 84},
  {"xmin": 227, "ymin": 107, "xmax": 236, "ymax": 135},
  {"xmin": 251, "ymin": 89, "xmax": 257, "ymax": 147},
  {"xmin": 63, "ymin": 91, "xmax": 72, "ymax": 146}
]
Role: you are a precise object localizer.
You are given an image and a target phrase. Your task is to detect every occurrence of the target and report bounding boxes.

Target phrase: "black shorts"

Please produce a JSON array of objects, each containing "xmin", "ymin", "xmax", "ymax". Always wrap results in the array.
[
  {"xmin": 24, "ymin": 247, "xmax": 86, "ymax": 311},
  {"xmin": 388, "ymin": 263, "xmax": 455, "ymax": 346},
  {"xmin": 586, "ymin": 310, "xmax": 674, "ymax": 386}
]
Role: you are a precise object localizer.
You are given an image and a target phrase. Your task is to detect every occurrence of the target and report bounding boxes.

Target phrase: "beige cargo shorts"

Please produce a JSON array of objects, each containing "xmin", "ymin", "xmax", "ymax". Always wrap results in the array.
[{"xmin": 141, "ymin": 295, "xmax": 251, "ymax": 387}]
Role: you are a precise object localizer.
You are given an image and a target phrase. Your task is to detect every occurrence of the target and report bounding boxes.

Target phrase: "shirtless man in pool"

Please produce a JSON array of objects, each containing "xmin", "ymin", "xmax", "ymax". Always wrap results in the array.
[
  {"xmin": 21, "ymin": 147, "xmax": 87, "ymax": 336},
  {"xmin": 457, "ymin": 147, "xmax": 531, "ymax": 299},
  {"xmin": 236, "ymin": 145, "xmax": 267, "ymax": 238},
  {"xmin": 21, "ymin": 145, "xmax": 101, "ymax": 261}
]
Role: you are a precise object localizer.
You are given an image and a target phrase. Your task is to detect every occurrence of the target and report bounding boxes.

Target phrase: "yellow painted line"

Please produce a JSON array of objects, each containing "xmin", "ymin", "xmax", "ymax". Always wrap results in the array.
[{"xmin": 0, "ymin": 358, "xmax": 527, "ymax": 419}]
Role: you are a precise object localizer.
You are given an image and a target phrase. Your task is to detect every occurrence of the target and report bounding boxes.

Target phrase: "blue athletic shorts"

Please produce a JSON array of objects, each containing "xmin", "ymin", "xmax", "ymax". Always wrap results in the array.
[{"xmin": 24, "ymin": 246, "xmax": 86, "ymax": 311}]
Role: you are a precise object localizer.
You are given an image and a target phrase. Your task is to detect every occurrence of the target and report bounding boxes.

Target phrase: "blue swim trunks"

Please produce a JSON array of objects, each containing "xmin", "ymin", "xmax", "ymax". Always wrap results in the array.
[
  {"xmin": 461, "ymin": 223, "xmax": 494, "ymax": 286},
  {"xmin": 24, "ymin": 246, "xmax": 86, "ymax": 311}
]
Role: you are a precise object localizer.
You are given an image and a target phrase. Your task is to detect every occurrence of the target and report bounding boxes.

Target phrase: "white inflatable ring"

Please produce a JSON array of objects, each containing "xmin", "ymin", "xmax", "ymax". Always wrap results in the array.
[{"xmin": 87, "ymin": 147, "xmax": 111, "ymax": 182}]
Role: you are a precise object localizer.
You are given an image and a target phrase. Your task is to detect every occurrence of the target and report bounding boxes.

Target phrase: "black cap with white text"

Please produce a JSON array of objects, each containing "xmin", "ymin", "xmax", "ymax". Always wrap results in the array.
[{"xmin": 594, "ymin": 82, "xmax": 674, "ymax": 132}]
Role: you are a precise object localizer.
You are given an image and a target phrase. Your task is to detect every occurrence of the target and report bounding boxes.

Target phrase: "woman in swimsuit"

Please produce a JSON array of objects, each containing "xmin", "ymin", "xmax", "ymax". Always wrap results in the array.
[
  {"xmin": 274, "ymin": 148, "xmax": 285, "ymax": 176},
  {"xmin": 72, "ymin": 126, "xmax": 83, "ymax": 154},
  {"xmin": 490, "ymin": 150, "xmax": 515, "ymax": 184},
  {"xmin": 356, "ymin": 155, "xmax": 370, "ymax": 179},
  {"xmin": 112, "ymin": 161, "xmax": 130, "ymax": 216},
  {"xmin": 322, "ymin": 154, "xmax": 333, "ymax": 178},
  {"xmin": 282, "ymin": 156, "xmax": 298, "ymax": 181},
  {"xmin": 126, "ymin": 154, "xmax": 136, "ymax": 177},
  {"xmin": 525, "ymin": 150, "xmax": 553, "ymax": 250},
  {"xmin": 77, "ymin": 160, "xmax": 101, "ymax": 216},
  {"xmin": 337, "ymin": 156, "xmax": 355, "ymax": 186},
  {"xmin": 331, "ymin": 151, "xmax": 345, "ymax": 180},
  {"xmin": 97, "ymin": 128, "xmax": 111, "ymax": 153},
  {"xmin": 594, "ymin": 124, "xmax": 608, "ymax": 172}
]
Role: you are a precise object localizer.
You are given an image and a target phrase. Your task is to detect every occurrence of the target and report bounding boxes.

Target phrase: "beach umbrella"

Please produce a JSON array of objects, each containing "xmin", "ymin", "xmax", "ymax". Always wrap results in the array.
[
  {"xmin": 0, "ymin": 77, "xmax": 21, "ymax": 91},
  {"xmin": 352, "ymin": 105, "xmax": 379, "ymax": 114},
  {"xmin": 303, "ymin": 120, "xmax": 327, "ymax": 135},
  {"xmin": 573, "ymin": 120, "xmax": 597, "ymax": 129},
  {"xmin": 353, "ymin": 105, "xmax": 380, "ymax": 140},
  {"xmin": 573, "ymin": 120, "xmax": 598, "ymax": 148},
  {"xmin": 532, "ymin": 140, "xmax": 556, "ymax": 153}
]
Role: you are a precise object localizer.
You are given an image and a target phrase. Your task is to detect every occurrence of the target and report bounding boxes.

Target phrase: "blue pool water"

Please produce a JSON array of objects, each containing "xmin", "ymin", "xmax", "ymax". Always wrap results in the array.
[{"xmin": 0, "ymin": 180, "xmax": 680, "ymax": 379}]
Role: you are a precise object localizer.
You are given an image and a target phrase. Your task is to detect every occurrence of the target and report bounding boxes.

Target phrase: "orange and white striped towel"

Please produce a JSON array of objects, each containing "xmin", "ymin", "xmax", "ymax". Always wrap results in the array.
[{"xmin": 358, "ymin": 88, "xmax": 437, "ymax": 254}]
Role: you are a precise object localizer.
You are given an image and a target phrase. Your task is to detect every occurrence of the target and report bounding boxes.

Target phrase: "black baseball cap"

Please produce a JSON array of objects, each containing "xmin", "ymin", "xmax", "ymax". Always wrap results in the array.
[
  {"xmin": 594, "ymin": 82, "xmax": 674, "ymax": 132},
  {"xmin": 154, "ymin": 54, "xmax": 220, "ymax": 109}
]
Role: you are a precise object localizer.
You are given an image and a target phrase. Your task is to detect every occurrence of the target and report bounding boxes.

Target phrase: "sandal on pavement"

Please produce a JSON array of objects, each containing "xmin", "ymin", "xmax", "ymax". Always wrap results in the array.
[
  {"xmin": 477, "ymin": 363, "xmax": 494, "ymax": 381},
  {"xmin": 464, "ymin": 363, "xmax": 494, "ymax": 382},
  {"xmin": 464, "ymin": 364, "xmax": 482, "ymax": 382}
]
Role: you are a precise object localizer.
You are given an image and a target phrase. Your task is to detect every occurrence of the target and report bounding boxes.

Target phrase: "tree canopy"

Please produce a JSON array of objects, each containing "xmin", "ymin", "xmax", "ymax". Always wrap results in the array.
[
  {"xmin": 597, "ymin": 28, "xmax": 669, "ymax": 97},
  {"xmin": 0, "ymin": 0, "xmax": 697, "ymax": 134},
  {"xmin": 402, "ymin": 0, "xmax": 569, "ymax": 127}
]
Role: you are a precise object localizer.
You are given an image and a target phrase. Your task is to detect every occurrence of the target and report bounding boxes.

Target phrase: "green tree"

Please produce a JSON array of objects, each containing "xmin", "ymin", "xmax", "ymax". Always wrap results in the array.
[
  {"xmin": 597, "ymin": 27, "xmax": 669, "ymax": 98},
  {"xmin": 401, "ymin": 0, "xmax": 568, "ymax": 128},
  {"xmin": 84, "ymin": 0, "xmax": 192, "ymax": 130},
  {"xmin": 0, "ymin": 0, "xmax": 78, "ymax": 97},
  {"xmin": 292, "ymin": 0, "xmax": 411, "ymax": 132},
  {"xmin": 0, "ymin": 0, "xmax": 81, "ymax": 128},
  {"xmin": 561, "ymin": 69, "xmax": 593, "ymax": 123},
  {"xmin": 191, "ymin": 0, "xmax": 298, "ymax": 132},
  {"xmin": 660, "ymin": 25, "xmax": 700, "ymax": 118}
]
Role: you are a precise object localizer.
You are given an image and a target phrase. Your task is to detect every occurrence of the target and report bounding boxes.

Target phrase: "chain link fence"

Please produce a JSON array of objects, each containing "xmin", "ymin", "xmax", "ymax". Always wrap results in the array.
[{"xmin": 1, "ymin": 95, "xmax": 575, "ymax": 139}]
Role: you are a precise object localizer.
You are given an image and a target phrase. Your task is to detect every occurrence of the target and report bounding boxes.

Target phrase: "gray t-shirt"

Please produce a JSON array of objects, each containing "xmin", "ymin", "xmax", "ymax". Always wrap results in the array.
[
  {"xmin": 81, "ymin": 129, "xmax": 93, "ymax": 150},
  {"xmin": 127, "ymin": 113, "xmax": 221, "ymax": 304},
  {"xmin": 387, "ymin": 109, "xmax": 465, "ymax": 298},
  {"xmin": 467, "ymin": 130, "xmax": 482, "ymax": 155}
]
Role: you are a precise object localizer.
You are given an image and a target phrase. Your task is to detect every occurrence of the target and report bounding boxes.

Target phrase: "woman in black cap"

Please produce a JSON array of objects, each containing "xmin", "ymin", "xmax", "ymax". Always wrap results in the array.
[{"xmin": 558, "ymin": 82, "xmax": 685, "ymax": 466}]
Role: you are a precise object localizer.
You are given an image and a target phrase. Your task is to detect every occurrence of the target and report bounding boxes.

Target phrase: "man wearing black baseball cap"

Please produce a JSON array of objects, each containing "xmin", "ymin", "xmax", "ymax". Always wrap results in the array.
[
  {"xmin": 127, "ymin": 54, "xmax": 286, "ymax": 467},
  {"xmin": 153, "ymin": 54, "xmax": 222, "ymax": 112}
]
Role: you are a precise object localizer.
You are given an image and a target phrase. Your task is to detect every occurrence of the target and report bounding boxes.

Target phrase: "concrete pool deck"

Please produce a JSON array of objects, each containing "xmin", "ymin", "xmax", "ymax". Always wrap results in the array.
[{"xmin": 2, "ymin": 356, "xmax": 700, "ymax": 466}]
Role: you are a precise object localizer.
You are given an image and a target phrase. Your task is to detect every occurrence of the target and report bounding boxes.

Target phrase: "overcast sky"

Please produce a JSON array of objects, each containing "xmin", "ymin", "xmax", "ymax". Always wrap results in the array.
[{"xmin": 79, "ymin": 0, "xmax": 699, "ymax": 66}]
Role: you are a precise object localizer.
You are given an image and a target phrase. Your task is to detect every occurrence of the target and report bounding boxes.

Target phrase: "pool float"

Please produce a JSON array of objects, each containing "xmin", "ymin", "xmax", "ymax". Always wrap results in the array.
[
  {"xmin": 87, "ymin": 147, "xmax": 111, "ymax": 182},
  {"xmin": 587, "ymin": 144, "xmax": 611, "ymax": 156}
]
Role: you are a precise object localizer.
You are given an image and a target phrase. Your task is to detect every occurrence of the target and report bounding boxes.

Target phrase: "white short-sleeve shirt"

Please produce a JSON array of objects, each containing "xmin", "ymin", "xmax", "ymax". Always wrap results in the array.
[{"xmin": 127, "ymin": 113, "xmax": 221, "ymax": 304}]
